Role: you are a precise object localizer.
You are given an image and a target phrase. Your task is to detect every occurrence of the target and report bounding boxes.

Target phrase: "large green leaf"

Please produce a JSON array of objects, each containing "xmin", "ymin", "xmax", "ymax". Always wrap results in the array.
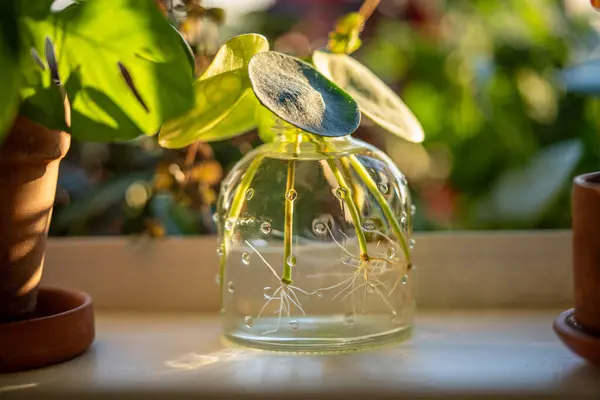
[
  {"xmin": 313, "ymin": 49, "xmax": 424, "ymax": 143},
  {"xmin": 248, "ymin": 51, "xmax": 360, "ymax": 137},
  {"xmin": 19, "ymin": 0, "xmax": 195, "ymax": 141},
  {"xmin": 0, "ymin": 1, "xmax": 21, "ymax": 139},
  {"xmin": 159, "ymin": 34, "xmax": 268, "ymax": 148}
]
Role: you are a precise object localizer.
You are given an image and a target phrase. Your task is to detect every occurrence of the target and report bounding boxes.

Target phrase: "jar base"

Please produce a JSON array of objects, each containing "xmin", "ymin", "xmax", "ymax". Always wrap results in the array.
[{"xmin": 222, "ymin": 315, "xmax": 412, "ymax": 354}]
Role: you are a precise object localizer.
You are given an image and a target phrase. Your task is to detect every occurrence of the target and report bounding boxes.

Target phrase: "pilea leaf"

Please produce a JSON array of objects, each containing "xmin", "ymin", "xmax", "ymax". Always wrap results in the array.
[
  {"xmin": 159, "ymin": 33, "xmax": 269, "ymax": 148},
  {"xmin": 313, "ymin": 49, "xmax": 425, "ymax": 143},
  {"xmin": 248, "ymin": 51, "xmax": 360, "ymax": 137},
  {"xmin": 256, "ymin": 106, "xmax": 301, "ymax": 143}
]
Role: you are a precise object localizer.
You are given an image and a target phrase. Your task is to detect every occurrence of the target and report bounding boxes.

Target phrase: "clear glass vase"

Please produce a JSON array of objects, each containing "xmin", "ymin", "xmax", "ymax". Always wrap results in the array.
[{"xmin": 216, "ymin": 131, "xmax": 415, "ymax": 352}]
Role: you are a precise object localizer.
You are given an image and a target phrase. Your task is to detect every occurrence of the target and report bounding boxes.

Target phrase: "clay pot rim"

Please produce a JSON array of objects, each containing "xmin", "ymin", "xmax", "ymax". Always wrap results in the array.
[
  {"xmin": 574, "ymin": 172, "xmax": 600, "ymax": 188},
  {"xmin": 1, "ymin": 287, "xmax": 92, "ymax": 327}
]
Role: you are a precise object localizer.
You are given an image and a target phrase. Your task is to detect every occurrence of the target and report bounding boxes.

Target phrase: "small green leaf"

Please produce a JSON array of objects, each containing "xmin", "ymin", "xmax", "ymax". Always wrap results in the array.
[
  {"xmin": 159, "ymin": 34, "xmax": 269, "ymax": 148},
  {"xmin": 313, "ymin": 49, "xmax": 425, "ymax": 143},
  {"xmin": 200, "ymin": 33, "xmax": 269, "ymax": 80},
  {"xmin": 198, "ymin": 90, "xmax": 258, "ymax": 143},
  {"xmin": 256, "ymin": 106, "xmax": 279, "ymax": 143},
  {"xmin": 248, "ymin": 51, "xmax": 360, "ymax": 137},
  {"xmin": 19, "ymin": 0, "xmax": 195, "ymax": 141}
]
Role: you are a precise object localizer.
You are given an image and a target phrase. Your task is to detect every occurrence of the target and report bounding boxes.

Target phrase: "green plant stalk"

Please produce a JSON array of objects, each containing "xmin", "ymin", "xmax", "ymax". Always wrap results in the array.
[
  {"xmin": 282, "ymin": 158, "xmax": 296, "ymax": 285},
  {"xmin": 306, "ymin": 134, "xmax": 370, "ymax": 261},
  {"xmin": 346, "ymin": 155, "xmax": 411, "ymax": 265},
  {"xmin": 219, "ymin": 154, "xmax": 264, "ymax": 295},
  {"xmin": 339, "ymin": 156, "xmax": 361, "ymax": 212},
  {"xmin": 326, "ymin": 158, "xmax": 369, "ymax": 261}
]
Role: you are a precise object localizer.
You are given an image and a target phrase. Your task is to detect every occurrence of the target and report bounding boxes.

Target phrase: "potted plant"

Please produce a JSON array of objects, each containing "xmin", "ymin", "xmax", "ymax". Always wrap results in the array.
[
  {"xmin": 552, "ymin": 0, "xmax": 600, "ymax": 365},
  {"xmin": 159, "ymin": 0, "xmax": 425, "ymax": 352},
  {"xmin": 0, "ymin": 0, "xmax": 194, "ymax": 371}
]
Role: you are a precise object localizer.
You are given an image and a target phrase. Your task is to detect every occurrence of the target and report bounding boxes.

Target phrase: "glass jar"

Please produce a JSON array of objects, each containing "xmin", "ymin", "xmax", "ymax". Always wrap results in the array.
[{"xmin": 216, "ymin": 131, "xmax": 415, "ymax": 352}]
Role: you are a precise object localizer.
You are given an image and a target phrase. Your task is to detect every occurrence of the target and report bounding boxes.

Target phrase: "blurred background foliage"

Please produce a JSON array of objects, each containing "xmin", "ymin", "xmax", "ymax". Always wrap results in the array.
[{"xmin": 49, "ymin": 0, "xmax": 600, "ymax": 236}]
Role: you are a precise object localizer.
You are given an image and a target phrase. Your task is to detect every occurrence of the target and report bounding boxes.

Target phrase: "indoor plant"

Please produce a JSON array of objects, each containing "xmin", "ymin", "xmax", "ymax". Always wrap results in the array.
[
  {"xmin": 553, "ymin": 0, "xmax": 600, "ymax": 365},
  {"xmin": 159, "ymin": 0, "xmax": 425, "ymax": 351},
  {"xmin": 0, "ymin": 0, "xmax": 194, "ymax": 371}
]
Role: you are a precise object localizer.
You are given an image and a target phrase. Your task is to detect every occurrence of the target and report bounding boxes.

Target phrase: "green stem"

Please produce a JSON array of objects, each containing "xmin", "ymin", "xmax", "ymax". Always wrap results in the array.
[
  {"xmin": 219, "ymin": 155, "xmax": 264, "ymax": 295},
  {"xmin": 339, "ymin": 156, "xmax": 360, "ymax": 210},
  {"xmin": 347, "ymin": 154, "xmax": 411, "ymax": 265},
  {"xmin": 306, "ymin": 135, "xmax": 370, "ymax": 261},
  {"xmin": 282, "ymin": 159, "xmax": 296, "ymax": 285},
  {"xmin": 326, "ymin": 158, "xmax": 369, "ymax": 261}
]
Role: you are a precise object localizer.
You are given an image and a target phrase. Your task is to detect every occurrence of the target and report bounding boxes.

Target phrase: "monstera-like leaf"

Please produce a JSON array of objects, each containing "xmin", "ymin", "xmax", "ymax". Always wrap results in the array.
[
  {"xmin": 313, "ymin": 49, "xmax": 424, "ymax": 143},
  {"xmin": 18, "ymin": 0, "xmax": 195, "ymax": 141},
  {"xmin": 248, "ymin": 51, "xmax": 360, "ymax": 137},
  {"xmin": 159, "ymin": 34, "xmax": 269, "ymax": 148}
]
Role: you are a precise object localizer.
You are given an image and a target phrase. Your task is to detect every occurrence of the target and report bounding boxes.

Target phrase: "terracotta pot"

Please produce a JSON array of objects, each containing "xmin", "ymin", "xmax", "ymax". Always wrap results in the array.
[
  {"xmin": 0, "ymin": 116, "xmax": 70, "ymax": 321},
  {"xmin": 554, "ymin": 172, "xmax": 600, "ymax": 365}
]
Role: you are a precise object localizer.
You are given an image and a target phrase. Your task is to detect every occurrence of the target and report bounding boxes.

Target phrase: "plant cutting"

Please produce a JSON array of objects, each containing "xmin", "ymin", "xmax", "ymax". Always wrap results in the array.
[
  {"xmin": 0, "ymin": 0, "xmax": 194, "ymax": 371},
  {"xmin": 160, "ymin": 0, "xmax": 425, "ymax": 352}
]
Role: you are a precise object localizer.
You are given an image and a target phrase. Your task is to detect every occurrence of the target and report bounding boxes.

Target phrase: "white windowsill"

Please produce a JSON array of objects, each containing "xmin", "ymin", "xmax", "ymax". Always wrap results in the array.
[
  {"xmin": 2, "ymin": 310, "xmax": 598, "ymax": 399},
  {"xmin": 2, "ymin": 231, "xmax": 591, "ymax": 398}
]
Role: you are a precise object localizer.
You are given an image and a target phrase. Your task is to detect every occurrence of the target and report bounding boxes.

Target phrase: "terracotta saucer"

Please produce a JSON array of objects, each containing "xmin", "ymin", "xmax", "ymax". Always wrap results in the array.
[
  {"xmin": 0, "ymin": 287, "xmax": 95, "ymax": 373},
  {"xmin": 554, "ymin": 308, "xmax": 600, "ymax": 367}
]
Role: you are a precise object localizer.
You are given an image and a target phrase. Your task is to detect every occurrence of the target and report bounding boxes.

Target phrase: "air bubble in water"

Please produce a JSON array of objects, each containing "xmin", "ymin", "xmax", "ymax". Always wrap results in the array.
[
  {"xmin": 245, "ymin": 188, "xmax": 255, "ymax": 201},
  {"xmin": 241, "ymin": 252, "xmax": 251, "ymax": 265},
  {"xmin": 244, "ymin": 316, "xmax": 254, "ymax": 328},
  {"xmin": 343, "ymin": 312, "xmax": 355, "ymax": 327},
  {"xmin": 289, "ymin": 320, "xmax": 300, "ymax": 330},
  {"xmin": 286, "ymin": 255, "xmax": 297, "ymax": 267},
  {"xmin": 312, "ymin": 220, "xmax": 327, "ymax": 235},
  {"xmin": 212, "ymin": 212, "xmax": 219, "ymax": 224},
  {"xmin": 387, "ymin": 247, "xmax": 396, "ymax": 259},
  {"xmin": 263, "ymin": 286, "xmax": 272, "ymax": 300},
  {"xmin": 260, "ymin": 222, "xmax": 272, "ymax": 235},
  {"xmin": 363, "ymin": 219, "xmax": 376, "ymax": 231},
  {"xmin": 216, "ymin": 244, "xmax": 224, "ymax": 257},
  {"xmin": 214, "ymin": 274, "xmax": 221, "ymax": 285},
  {"xmin": 410, "ymin": 204, "xmax": 417, "ymax": 216},
  {"xmin": 286, "ymin": 189, "xmax": 298, "ymax": 201},
  {"xmin": 409, "ymin": 239, "xmax": 416, "ymax": 249},
  {"xmin": 334, "ymin": 187, "xmax": 348, "ymax": 199},
  {"xmin": 224, "ymin": 218, "xmax": 235, "ymax": 231},
  {"xmin": 401, "ymin": 274, "xmax": 409, "ymax": 285},
  {"xmin": 228, "ymin": 281, "xmax": 235, "ymax": 293},
  {"xmin": 378, "ymin": 182, "xmax": 389, "ymax": 194}
]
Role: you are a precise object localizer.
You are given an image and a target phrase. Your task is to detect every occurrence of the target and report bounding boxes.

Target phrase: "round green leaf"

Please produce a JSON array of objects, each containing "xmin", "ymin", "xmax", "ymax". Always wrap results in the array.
[
  {"xmin": 313, "ymin": 49, "xmax": 424, "ymax": 143},
  {"xmin": 200, "ymin": 33, "xmax": 269, "ymax": 80},
  {"xmin": 159, "ymin": 34, "xmax": 269, "ymax": 148},
  {"xmin": 248, "ymin": 51, "xmax": 360, "ymax": 137},
  {"xmin": 256, "ymin": 106, "xmax": 300, "ymax": 143}
]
